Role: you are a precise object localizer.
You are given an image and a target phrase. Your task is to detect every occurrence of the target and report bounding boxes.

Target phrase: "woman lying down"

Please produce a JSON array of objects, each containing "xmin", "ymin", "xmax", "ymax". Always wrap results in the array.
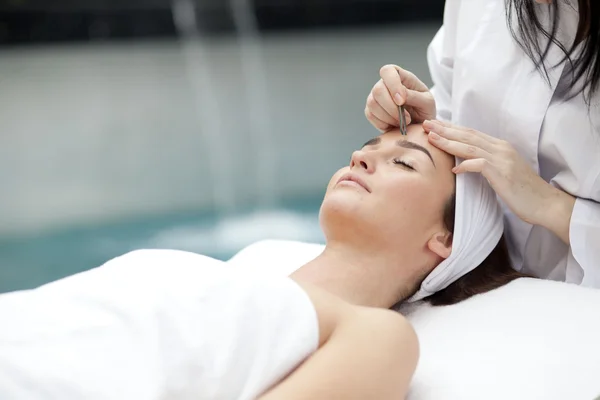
[{"xmin": 0, "ymin": 124, "xmax": 530, "ymax": 399}]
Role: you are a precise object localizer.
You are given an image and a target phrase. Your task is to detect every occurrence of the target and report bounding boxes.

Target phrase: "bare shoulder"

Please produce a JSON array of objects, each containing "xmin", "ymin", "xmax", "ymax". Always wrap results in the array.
[{"xmin": 293, "ymin": 279, "xmax": 418, "ymax": 357}]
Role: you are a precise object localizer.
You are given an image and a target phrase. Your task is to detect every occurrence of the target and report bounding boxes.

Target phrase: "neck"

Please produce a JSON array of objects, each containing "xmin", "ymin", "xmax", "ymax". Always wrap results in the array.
[{"xmin": 290, "ymin": 241, "xmax": 412, "ymax": 308}]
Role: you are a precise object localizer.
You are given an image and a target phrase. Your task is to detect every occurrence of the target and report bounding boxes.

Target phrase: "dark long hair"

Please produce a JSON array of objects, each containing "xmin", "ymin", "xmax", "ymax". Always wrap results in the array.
[
  {"xmin": 425, "ymin": 195, "xmax": 533, "ymax": 306},
  {"xmin": 505, "ymin": 0, "xmax": 600, "ymax": 102}
]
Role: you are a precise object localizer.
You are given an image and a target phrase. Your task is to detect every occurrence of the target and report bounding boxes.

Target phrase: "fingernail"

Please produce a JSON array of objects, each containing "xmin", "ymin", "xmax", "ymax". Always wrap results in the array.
[
  {"xmin": 394, "ymin": 93, "xmax": 403, "ymax": 105},
  {"xmin": 451, "ymin": 167, "xmax": 458, "ymax": 173},
  {"xmin": 429, "ymin": 131, "xmax": 440, "ymax": 140}
]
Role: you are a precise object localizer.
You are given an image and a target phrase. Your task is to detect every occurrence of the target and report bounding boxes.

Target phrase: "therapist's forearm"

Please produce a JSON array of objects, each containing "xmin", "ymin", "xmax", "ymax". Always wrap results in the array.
[
  {"xmin": 538, "ymin": 187, "xmax": 576, "ymax": 245},
  {"xmin": 258, "ymin": 297, "xmax": 418, "ymax": 400}
]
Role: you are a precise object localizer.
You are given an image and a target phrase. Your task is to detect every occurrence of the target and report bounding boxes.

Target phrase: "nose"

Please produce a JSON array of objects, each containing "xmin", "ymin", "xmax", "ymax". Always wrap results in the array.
[{"xmin": 350, "ymin": 150, "xmax": 375, "ymax": 173}]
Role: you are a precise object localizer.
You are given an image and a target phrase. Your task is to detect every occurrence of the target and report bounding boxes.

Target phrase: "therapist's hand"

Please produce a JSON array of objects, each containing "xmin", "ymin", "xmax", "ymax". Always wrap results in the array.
[
  {"xmin": 365, "ymin": 65, "xmax": 436, "ymax": 132},
  {"xmin": 423, "ymin": 119, "xmax": 576, "ymax": 244}
]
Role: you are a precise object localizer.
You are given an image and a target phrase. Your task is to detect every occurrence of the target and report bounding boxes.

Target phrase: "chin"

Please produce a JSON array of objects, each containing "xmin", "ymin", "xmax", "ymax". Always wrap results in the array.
[
  {"xmin": 320, "ymin": 190, "xmax": 362, "ymax": 217},
  {"xmin": 319, "ymin": 193, "xmax": 372, "ymax": 240}
]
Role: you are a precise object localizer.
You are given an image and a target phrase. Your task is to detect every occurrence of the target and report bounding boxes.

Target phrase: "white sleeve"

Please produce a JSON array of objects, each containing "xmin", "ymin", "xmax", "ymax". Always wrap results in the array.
[
  {"xmin": 569, "ymin": 198, "xmax": 600, "ymax": 288},
  {"xmin": 427, "ymin": 1, "xmax": 459, "ymax": 122},
  {"xmin": 0, "ymin": 250, "xmax": 319, "ymax": 400}
]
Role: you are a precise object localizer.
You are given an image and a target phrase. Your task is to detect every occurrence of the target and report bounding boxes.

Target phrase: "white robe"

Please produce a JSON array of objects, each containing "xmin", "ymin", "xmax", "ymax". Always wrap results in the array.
[{"xmin": 428, "ymin": 0, "xmax": 600, "ymax": 286}]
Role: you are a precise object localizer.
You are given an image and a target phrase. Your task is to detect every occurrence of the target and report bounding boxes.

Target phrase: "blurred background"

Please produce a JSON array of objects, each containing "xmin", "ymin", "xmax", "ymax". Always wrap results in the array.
[{"xmin": 0, "ymin": 0, "xmax": 444, "ymax": 292}]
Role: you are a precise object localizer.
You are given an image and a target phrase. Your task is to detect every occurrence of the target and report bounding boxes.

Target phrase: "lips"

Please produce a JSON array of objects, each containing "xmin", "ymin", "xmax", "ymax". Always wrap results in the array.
[{"xmin": 336, "ymin": 172, "xmax": 371, "ymax": 193}]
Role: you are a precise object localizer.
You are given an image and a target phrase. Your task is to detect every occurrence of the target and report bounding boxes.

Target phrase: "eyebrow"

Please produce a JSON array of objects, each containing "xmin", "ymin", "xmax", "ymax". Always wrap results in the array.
[{"xmin": 362, "ymin": 137, "xmax": 436, "ymax": 167}]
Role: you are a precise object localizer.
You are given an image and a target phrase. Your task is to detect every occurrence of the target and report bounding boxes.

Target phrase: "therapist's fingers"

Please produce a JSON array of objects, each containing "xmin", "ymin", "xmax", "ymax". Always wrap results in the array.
[
  {"xmin": 423, "ymin": 120, "xmax": 502, "ymax": 147},
  {"xmin": 367, "ymin": 91, "xmax": 398, "ymax": 127},
  {"xmin": 366, "ymin": 65, "xmax": 434, "ymax": 131},
  {"xmin": 394, "ymin": 68, "xmax": 435, "ymax": 112},
  {"xmin": 365, "ymin": 106, "xmax": 394, "ymax": 132},
  {"xmin": 403, "ymin": 88, "xmax": 436, "ymax": 121},
  {"xmin": 428, "ymin": 130, "xmax": 493, "ymax": 160},
  {"xmin": 379, "ymin": 65, "xmax": 409, "ymax": 106},
  {"xmin": 423, "ymin": 120, "xmax": 497, "ymax": 152},
  {"xmin": 381, "ymin": 65, "xmax": 429, "ymax": 96},
  {"xmin": 403, "ymin": 108, "xmax": 412, "ymax": 126},
  {"xmin": 452, "ymin": 158, "xmax": 504, "ymax": 194},
  {"xmin": 370, "ymin": 79, "xmax": 400, "ymax": 124},
  {"xmin": 380, "ymin": 65, "xmax": 435, "ymax": 122},
  {"xmin": 452, "ymin": 158, "xmax": 490, "ymax": 174}
]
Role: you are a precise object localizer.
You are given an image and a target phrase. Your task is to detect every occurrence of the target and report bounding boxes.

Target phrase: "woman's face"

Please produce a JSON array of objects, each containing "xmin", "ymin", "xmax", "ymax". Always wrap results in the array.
[{"xmin": 320, "ymin": 124, "xmax": 456, "ymax": 279}]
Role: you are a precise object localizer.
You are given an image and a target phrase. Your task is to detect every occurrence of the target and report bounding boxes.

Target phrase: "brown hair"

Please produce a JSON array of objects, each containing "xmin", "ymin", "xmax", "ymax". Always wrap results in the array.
[{"xmin": 424, "ymin": 194, "xmax": 534, "ymax": 306}]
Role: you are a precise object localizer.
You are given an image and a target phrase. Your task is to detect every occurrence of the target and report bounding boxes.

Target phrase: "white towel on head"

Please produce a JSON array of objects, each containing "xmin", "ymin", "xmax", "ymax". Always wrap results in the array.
[{"xmin": 408, "ymin": 158, "xmax": 504, "ymax": 302}]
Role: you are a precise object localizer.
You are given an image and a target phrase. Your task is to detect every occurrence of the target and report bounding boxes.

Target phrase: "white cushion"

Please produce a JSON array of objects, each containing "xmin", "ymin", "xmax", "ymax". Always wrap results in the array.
[{"xmin": 229, "ymin": 240, "xmax": 600, "ymax": 400}]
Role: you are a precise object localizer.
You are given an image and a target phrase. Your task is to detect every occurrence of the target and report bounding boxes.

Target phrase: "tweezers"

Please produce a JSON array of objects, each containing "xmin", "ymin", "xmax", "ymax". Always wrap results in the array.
[{"xmin": 398, "ymin": 105, "xmax": 408, "ymax": 135}]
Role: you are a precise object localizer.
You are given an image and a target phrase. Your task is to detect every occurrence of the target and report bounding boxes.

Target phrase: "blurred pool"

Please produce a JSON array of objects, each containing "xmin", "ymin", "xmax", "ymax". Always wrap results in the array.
[{"xmin": 0, "ymin": 196, "xmax": 324, "ymax": 294}]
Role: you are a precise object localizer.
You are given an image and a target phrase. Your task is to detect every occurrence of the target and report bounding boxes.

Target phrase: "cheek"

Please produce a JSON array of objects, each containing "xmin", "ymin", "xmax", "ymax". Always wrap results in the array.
[{"xmin": 377, "ymin": 178, "xmax": 442, "ymax": 231}]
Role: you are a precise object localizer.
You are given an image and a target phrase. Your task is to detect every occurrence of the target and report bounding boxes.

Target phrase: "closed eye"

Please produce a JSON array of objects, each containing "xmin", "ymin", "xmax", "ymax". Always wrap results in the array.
[{"xmin": 393, "ymin": 158, "xmax": 415, "ymax": 171}]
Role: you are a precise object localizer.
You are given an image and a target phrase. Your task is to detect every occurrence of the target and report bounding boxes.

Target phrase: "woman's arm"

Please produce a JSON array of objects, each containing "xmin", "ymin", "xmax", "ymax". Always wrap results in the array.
[
  {"xmin": 537, "ymin": 186, "xmax": 576, "ymax": 244},
  {"xmin": 258, "ymin": 281, "xmax": 419, "ymax": 400}
]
